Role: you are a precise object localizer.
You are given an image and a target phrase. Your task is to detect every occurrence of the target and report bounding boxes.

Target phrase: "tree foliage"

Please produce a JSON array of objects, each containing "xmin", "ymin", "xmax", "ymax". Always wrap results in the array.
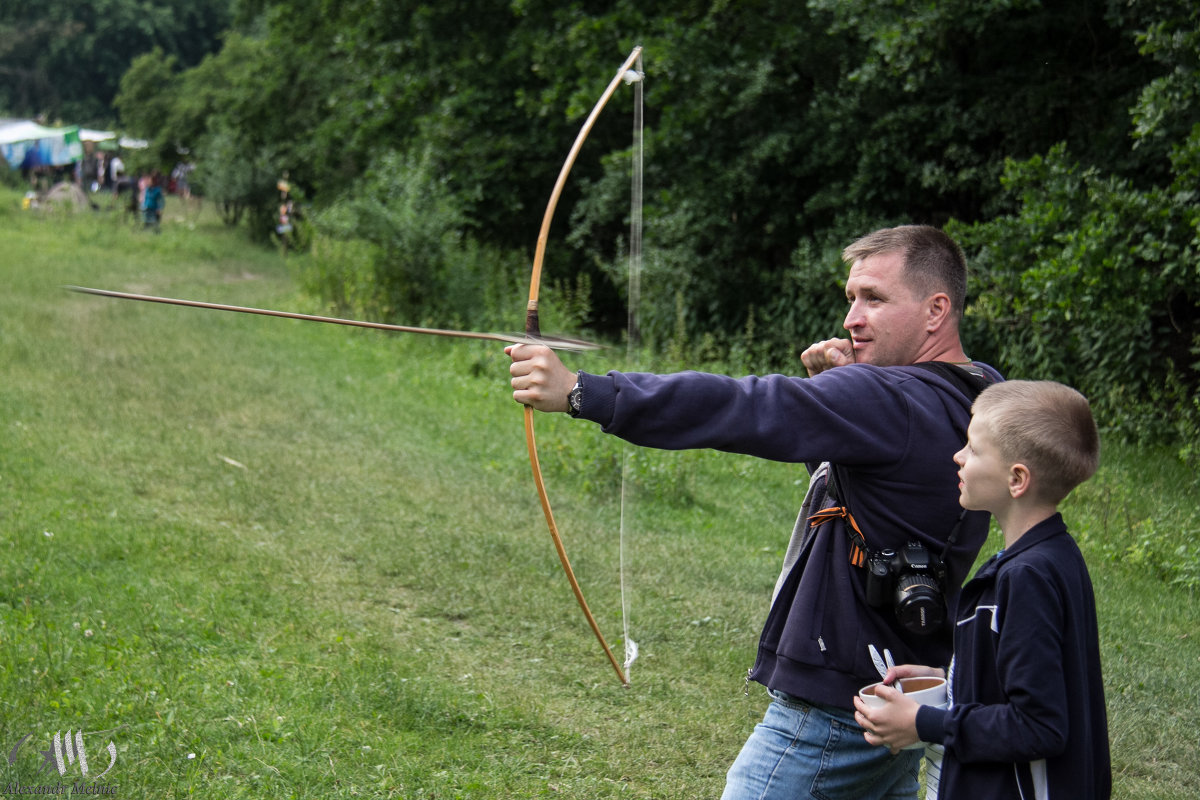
[
  {"xmin": 0, "ymin": 0, "xmax": 232, "ymax": 124},
  {"xmin": 99, "ymin": 0, "xmax": 1200, "ymax": 451},
  {"xmin": 952, "ymin": 0, "xmax": 1200, "ymax": 447}
]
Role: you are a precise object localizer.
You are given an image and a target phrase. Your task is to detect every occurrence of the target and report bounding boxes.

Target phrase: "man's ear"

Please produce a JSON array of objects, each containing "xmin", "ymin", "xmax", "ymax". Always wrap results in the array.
[
  {"xmin": 926, "ymin": 293, "xmax": 953, "ymax": 333},
  {"xmin": 1009, "ymin": 463, "xmax": 1032, "ymax": 498}
]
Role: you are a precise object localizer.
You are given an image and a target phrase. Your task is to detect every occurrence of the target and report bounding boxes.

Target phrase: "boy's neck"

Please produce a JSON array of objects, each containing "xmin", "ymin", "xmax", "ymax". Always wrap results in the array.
[{"xmin": 995, "ymin": 502, "xmax": 1060, "ymax": 548}]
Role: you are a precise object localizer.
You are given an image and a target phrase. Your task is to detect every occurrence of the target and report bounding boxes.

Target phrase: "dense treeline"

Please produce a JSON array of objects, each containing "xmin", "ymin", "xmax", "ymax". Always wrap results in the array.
[
  {"xmin": 7, "ymin": 1, "xmax": 1200, "ymax": 450},
  {"xmin": 0, "ymin": 0, "xmax": 232, "ymax": 124}
]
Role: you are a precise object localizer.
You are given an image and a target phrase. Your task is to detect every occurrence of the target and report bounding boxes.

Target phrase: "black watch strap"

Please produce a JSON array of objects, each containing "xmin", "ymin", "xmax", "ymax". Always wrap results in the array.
[{"xmin": 567, "ymin": 375, "xmax": 583, "ymax": 417}]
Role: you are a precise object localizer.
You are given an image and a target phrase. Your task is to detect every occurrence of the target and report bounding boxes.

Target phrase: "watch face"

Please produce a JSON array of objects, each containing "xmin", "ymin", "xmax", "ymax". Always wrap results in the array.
[{"xmin": 569, "ymin": 385, "xmax": 582, "ymax": 413}]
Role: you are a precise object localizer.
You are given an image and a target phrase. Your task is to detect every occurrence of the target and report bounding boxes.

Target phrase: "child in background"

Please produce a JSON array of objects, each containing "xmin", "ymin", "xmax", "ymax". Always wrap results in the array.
[
  {"xmin": 142, "ymin": 171, "xmax": 165, "ymax": 232},
  {"xmin": 853, "ymin": 380, "xmax": 1111, "ymax": 800}
]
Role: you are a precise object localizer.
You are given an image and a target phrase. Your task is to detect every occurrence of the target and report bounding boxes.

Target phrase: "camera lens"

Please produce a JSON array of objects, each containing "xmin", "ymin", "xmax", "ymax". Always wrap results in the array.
[{"xmin": 894, "ymin": 574, "xmax": 944, "ymax": 634}]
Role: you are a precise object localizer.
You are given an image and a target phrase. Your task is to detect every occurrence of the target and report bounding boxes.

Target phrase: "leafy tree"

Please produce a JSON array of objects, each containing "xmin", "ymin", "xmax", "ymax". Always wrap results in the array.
[
  {"xmin": 556, "ymin": 0, "xmax": 1160, "ymax": 355},
  {"xmin": 111, "ymin": 49, "xmax": 180, "ymax": 167},
  {"xmin": 0, "ymin": 0, "xmax": 232, "ymax": 123},
  {"xmin": 951, "ymin": 0, "xmax": 1200, "ymax": 448},
  {"xmin": 116, "ymin": 32, "xmax": 307, "ymax": 236},
  {"xmin": 104, "ymin": 0, "xmax": 1200, "ymax": 460}
]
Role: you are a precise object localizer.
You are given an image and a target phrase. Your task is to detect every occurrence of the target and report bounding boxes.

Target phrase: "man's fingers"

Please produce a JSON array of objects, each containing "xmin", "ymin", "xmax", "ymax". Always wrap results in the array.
[
  {"xmin": 506, "ymin": 344, "xmax": 571, "ymax": 412},
  {"xmin": 802, "ymin": 338, "xmax": 853, "ymax": 377}
]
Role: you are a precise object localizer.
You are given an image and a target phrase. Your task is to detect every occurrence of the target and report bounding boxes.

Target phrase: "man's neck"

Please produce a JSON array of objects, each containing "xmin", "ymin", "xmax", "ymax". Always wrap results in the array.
[{"xmin": 912, "ymin": 334, "xmax": 970, "ymax": 365}]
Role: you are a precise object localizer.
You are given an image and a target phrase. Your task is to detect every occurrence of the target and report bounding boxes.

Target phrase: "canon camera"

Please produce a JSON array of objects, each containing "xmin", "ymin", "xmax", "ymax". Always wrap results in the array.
[{"xmin": 864, "ymin": 542, "xmax": 948, "ymax": 635}]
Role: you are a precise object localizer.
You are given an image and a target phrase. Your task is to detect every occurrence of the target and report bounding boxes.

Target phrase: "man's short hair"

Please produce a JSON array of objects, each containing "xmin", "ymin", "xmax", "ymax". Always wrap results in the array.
[
  {"xmin": 972, "ymin": 380, "xmax": 1101, "ymax": 504},
  {"xmin": 842, "ymin": 225, "xmax": 968, "ymax": 322}
]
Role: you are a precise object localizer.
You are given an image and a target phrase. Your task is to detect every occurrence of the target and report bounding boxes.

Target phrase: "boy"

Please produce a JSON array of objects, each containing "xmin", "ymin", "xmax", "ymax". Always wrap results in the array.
[{"xmin": 852, "ymin": 380, "xmax": 1111, "ymax": 799}]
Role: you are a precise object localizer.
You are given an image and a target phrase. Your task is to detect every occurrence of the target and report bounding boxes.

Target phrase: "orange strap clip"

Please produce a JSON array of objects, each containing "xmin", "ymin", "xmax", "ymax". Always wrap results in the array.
[{"xmin": 809, "ymin": 506, "xmax": 869, "ymax": 567}]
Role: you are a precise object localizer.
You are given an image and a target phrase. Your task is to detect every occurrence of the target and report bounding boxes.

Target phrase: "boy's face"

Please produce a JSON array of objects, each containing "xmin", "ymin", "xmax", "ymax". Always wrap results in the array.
[{"xmin": 953, "ymin": 412, "xmax": 1012, "ymax": 513}]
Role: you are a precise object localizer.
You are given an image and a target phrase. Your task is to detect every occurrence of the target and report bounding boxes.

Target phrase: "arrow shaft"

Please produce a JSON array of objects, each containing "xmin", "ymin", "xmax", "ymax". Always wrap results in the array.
[{"xmin": 66, "ymin": 286, "xmax": 600, "ymax": 351}]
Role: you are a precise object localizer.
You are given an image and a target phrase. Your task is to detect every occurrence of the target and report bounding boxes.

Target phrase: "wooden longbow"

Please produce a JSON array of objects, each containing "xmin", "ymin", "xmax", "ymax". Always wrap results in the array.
[{"xmin": 523, "ymin": 46, "xmax": 643, "ymax": 688}]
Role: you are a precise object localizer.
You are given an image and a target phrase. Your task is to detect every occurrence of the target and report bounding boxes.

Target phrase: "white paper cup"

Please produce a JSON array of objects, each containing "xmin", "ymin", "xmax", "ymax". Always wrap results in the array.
[
  {"xmin": 858, "ymin": 676, "xmax": 947, "ymax": 709},
  {"xmin": 858, "ymin": 676, "xmax": 948, "ymax": 749}
]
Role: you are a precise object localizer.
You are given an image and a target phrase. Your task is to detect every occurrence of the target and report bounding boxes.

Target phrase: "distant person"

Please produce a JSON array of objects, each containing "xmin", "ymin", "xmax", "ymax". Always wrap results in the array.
[
  {"xmin": 276, "ymin": 176, "xmax": 295, "ymax": 253},
  {"xmin": 853, "ymin": 380, "xmax": 1110, "ymax": 800},
  {"xmin": 81, "ymin": 150, "xmax": 99, "ymax": 192},
  {"xmin": 142, "ymin": 172, "xmax": 165, "ymax": 231},
  {"xmin": 94, "ymin": 152, "xmax": 108, "ymax": 192},
  {"xmin": 171, "ymin": 161, "xmax": 194, "ymax": 202},
  {"xmin": 109, "ymin": 154, "xmax": 125, "ymax": 191}
]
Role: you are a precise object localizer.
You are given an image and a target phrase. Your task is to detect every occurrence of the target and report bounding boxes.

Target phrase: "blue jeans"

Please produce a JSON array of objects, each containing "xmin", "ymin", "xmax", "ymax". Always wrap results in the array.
[{"xmin": 721, "ymin": 691, "xmax": 920, "ymax": 800}]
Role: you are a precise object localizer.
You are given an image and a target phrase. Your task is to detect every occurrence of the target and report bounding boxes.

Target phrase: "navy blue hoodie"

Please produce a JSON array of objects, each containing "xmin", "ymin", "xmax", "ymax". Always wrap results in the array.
[
  {"xmin": 915, "ymin": 513, "xmax": 1111, "ymax": 800},
  {"xmin": 575, "ymin": 361, "xmax": 1002, "ymax": 708}
]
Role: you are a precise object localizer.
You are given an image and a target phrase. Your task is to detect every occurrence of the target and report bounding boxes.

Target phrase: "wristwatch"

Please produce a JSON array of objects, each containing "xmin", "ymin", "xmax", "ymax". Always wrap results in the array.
[{"xmin": 567, "ymin": 376, "xmax": 583, "ymax": 417}]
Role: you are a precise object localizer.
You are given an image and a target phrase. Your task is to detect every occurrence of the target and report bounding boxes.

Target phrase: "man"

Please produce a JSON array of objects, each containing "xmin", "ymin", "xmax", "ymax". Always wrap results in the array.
[
  {"xmin": 508, "ymin": 225, "xmax": 1003, "ymax": 799},
  {"xmin": 109, "ymin": 153, "xmax": 125, "ymax": 191}
]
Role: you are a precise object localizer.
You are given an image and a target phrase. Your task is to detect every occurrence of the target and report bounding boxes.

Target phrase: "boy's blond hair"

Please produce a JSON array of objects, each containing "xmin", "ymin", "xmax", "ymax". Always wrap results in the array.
[{"xmin": 972, "ymin": 380, "xmax": 1100, "ymax": 504}]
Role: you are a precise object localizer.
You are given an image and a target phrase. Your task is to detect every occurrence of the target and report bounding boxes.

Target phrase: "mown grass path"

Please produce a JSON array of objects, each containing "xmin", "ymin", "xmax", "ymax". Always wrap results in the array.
[{"xmin": 1, "ymin": 192, "xmax": 1196, "ymax": 798}]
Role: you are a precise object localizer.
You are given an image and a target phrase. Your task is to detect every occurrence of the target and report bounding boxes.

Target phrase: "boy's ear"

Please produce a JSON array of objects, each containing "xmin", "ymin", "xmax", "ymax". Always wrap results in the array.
[{"xmin": 1009, "ymin": 463, "xmax": 1032, "ymax": 498}]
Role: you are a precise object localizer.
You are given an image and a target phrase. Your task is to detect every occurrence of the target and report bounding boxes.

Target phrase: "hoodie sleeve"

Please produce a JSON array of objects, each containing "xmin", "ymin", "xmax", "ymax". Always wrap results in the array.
[{"xmin": 574, "ymin": 365, "xmax": 919, "ymax": 466}]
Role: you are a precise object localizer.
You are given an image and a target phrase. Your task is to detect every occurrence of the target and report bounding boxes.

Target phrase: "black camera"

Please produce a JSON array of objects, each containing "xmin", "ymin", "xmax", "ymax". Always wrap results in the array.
[{"xmin": 865, "ymin": 542, "xmax": 947, "ymax": 635}]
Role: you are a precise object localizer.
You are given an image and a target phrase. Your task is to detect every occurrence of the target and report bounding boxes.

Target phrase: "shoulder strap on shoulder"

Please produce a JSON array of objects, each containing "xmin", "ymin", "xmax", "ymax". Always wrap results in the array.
[
  {"xmin": 826, "ymin": 361, "xmax": 992, "ymax": 510},
  {"xmin": 910, "ymin": 361, "xmax": 993, "ymax": 402}
]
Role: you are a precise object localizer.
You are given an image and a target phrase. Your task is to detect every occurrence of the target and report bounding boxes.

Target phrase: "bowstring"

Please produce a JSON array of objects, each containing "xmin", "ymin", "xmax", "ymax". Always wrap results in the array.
[{"xmin": 620, "ymin": 52, "xmax": 645, "ymax": 679}]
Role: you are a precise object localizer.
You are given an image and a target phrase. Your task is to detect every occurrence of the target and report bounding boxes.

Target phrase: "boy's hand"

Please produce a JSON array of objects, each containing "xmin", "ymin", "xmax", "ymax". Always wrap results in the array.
[
  {"xmin": 507, "ymin": 343, "xmax": 575, "ymax": 412},
  {"xmin": 853, "ymin": 683, "xmax": 923, "ymax": 754}
]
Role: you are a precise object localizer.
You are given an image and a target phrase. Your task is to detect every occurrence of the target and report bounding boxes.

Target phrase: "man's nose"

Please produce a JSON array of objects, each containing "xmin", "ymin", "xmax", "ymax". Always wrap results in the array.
[{"xmin": 843, "ymin": 302, "xmax": 863, "ymax": 330}]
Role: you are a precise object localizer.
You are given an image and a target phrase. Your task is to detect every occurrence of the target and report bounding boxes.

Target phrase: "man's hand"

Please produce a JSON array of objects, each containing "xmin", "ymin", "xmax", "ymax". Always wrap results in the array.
[
  {"xmin": 507, "ymin": 343, "xmax": 576, "ymax": 413},
  {"xmin": 801, "ymin": 338, "xmax": 855, "ymax": 377}
]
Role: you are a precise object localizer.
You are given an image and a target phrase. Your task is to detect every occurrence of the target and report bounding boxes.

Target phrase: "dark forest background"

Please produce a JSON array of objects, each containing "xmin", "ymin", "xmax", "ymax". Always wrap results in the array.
[{"xmin": 3, "ymin": 0, "xmax": 1198, "ymax": 452}]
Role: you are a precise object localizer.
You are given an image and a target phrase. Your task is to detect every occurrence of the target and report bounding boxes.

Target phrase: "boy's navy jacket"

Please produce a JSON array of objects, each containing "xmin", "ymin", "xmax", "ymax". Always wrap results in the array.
[
  {"xmin": 915, "ymin": 513, "xmax": 1111, "ymax": 800},
  {"xmin": 574, "ymin": 361, "xmax": 1002, "ymax": 709}
]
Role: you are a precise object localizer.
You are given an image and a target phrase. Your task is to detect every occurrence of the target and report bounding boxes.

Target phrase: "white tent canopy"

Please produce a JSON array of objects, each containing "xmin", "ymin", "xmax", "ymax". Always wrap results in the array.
[
  {"xmin": 0, "ymin": 120, "xmax": 148, "ymax": 169},
  {"xmin": 0, "ymin": 120, "xmax": 83, "ymax": 168},
  {"xmin": 80, "ymin": 128, "xmax": 148, "ymax": 149},
  {"xmin": 0, "ymin": 119, "xmax": 71, "ymax": 145},
  {"xmin": 80, "ymin": 128, "xmax": 116, "ymax": 143}
]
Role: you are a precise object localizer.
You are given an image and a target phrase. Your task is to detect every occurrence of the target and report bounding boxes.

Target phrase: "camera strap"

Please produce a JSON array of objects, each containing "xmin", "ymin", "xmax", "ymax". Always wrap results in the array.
[
  {"xmin": 808, "ymin": 505, "xmax": 869, "ymax": 567},
  {"xmin": 817, "ymin": 361, "xmax": 992, "ymax": 568}
]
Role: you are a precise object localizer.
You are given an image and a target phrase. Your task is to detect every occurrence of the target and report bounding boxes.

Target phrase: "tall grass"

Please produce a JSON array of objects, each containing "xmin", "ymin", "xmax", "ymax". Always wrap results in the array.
[{"xmin": 0, "ymin": 188, "xmax": 1197, "ymax": 798}]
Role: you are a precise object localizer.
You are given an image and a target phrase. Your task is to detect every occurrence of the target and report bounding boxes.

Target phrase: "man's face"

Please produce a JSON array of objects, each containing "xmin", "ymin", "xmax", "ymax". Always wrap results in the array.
[
  {"xmin": 842, "ymin": 252, "xmax": 931, "ymax": 367},
  {"xmin": 952, "ymin": 412, "xmax": 1012, "ymax": 514}
]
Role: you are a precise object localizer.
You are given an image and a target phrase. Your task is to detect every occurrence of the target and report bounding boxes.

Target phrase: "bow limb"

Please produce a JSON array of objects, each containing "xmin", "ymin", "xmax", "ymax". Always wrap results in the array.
[{"xmin": 524, "ymin": 46, "xmax": 642, "ymax": 688}]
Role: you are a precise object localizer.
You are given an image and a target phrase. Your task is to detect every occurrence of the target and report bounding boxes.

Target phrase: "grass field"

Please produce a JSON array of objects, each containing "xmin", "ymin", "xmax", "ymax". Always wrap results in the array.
[{"xmin": 1, "ymin": 188, "xmax": 1198, "ymax": 798}]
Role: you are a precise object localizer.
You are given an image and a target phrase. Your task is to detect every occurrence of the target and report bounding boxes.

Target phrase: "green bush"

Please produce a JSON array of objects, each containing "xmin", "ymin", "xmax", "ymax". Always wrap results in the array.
[
  {"xmin": 302, "ymin": 148, "xmax": 528, "ymax": 333},
  {"xmin": 950, "ymin": 142, "xmax": 1200, "ymax": 449},
  {"xmin": 946, "ymin": 2, "xmax": 1200, "ymax": 457},
  {"xmin": 189, "ymin": 127, "xmax": 281, "ymax": 236}
]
